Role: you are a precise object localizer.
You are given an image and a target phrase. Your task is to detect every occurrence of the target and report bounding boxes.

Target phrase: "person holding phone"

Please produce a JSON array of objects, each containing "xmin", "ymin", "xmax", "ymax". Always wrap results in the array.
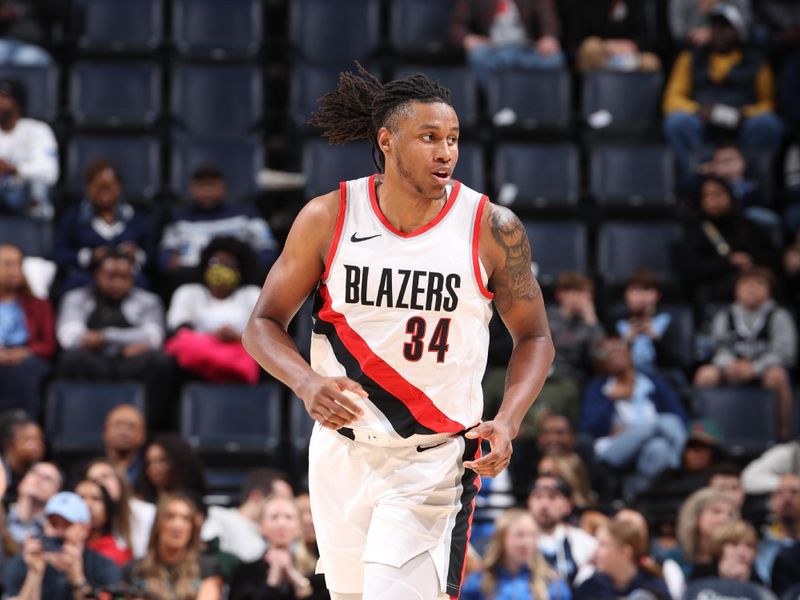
[{"xmin": 3, "ymin": 491, "xmax": 122, "ymax": 600}]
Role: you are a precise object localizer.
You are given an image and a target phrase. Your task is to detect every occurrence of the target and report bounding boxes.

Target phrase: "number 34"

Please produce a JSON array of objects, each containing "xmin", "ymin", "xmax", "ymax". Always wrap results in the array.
[{"xmin": 403, "ymin": 317, "xmax": 451, "ymax": 363}]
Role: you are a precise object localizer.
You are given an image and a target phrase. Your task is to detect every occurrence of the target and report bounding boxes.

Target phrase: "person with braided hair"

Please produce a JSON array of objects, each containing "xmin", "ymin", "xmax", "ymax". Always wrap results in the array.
[{"xmin": 243, "ymin": 64, "xmax": 554, "ymax": 600}]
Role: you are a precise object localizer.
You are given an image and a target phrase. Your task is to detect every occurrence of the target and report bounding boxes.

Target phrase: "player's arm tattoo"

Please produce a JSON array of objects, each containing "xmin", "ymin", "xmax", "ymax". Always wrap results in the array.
[{"xmin": 488, "ymin": 204, "xmax": 541, "ymax": 314}]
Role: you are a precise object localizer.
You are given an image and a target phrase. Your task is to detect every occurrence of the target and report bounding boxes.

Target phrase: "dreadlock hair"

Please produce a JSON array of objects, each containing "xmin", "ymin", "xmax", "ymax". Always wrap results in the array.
[{"xmin": 308, "ymin": 62, "xmax": 453, "ymax": 172}]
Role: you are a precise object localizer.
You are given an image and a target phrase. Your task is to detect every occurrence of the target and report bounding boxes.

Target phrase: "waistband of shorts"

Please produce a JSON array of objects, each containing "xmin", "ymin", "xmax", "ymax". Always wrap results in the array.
[{"xmin": 336, "ymin": 427, "xmax": 459, "ymax": 448}]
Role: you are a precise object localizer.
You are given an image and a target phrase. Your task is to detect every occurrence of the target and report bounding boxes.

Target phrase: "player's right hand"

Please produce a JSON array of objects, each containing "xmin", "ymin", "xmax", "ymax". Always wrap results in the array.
[{"xmin": 297, "ymin": 375, "xmax": 367, "ymax": 429}]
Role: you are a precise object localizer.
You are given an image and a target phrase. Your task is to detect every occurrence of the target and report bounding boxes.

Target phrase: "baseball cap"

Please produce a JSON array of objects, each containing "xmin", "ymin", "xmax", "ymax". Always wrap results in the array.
[
  {"xmin": 710, "ymin": 4, "xmax": 749, "ymax": 41},
  {"xmin": 44, "ymin": 492, "xmax": 90, "ymax": 524},
  {"xmin": 0, "ymin": 78, "xmax": 26, "ymax": 110},
  {"xmin": 687, "ymin": 419, "xmax": 723, "ymax": 448}
]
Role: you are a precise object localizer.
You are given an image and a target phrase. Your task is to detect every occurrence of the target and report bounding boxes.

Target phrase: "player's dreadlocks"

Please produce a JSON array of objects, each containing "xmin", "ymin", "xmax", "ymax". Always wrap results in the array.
[{"xmin": 308, "ymin": 62, "xmax": 453, "ymax": 172}]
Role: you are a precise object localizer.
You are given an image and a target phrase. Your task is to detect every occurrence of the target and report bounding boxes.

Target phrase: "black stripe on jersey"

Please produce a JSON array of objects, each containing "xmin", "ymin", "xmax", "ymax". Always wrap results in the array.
[
  {"xmin": 311, "ymin": 288, "xmax": 437, "ymax": 438},
  {"xmin": 446, "ymin": 436, "xmax": 481, "ymax": 597}
]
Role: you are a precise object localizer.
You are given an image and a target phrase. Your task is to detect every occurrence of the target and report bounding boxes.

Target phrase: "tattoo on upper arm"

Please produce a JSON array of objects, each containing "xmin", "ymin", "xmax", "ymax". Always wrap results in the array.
[{"xmin": 489, "ymin": 205, "xmax": 541, "ymax": 314}]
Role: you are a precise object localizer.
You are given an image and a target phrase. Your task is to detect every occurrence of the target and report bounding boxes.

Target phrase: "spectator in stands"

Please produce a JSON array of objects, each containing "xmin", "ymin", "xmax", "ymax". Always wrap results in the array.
[
  {"xmin": 0, "ymin": 0, "xmax": 55, "ymax": 65},
  {"xmin": 202, "ymin": 468, "xmax": 293, "ymax": 564},
  {"xmin": 669, "ymin": 0, "xmax": 752, "ymax": 48},
  {"xmin": 230, "ymin": 494, "xmax": 327, "ymax": 600},
  {"xmin": 754, "ymin": 474, "xmax": 800, "ymax": 586},
  {"xmin": 4, "ymin": 491, "xmax": 122, "ymax": 599},
  {"xmin": 7, "ymin": 461, "xmax": 61, "ymax": 543},
  {"xmin": 563, "ymin": 0, "xmax": 661, "ymax": 73},
  {"xmin": 575, "ymin": 519, "xmax": 669, "ymax": 599},
  {"xmin": 742, "ymin": 439, "xmax": 800, "ymax": 495},
  {"xmin": 0, "ymin": 243, "xmax": 53, "ymax": 418},
  {"xmin": 693, "ymin": 267, "xmax": 796, "ymax": 439},
  {"xmin": 579, "ymin": 336, "xmax": 688, "ymax": 499},
  {"xmin": 74, "ymin": 478, "xmax": 132, "ymax": 567},
  {"xmin": 123, "ymin": 493, "xmax": 222, "ymax": 600},
  {"xmin": 696, "ymin": 143, "xmax": 763, "ymax": 211},
  {"xmin": 294, "ymin": 490, "xmax": 318, "ymax": 560},
  {"xmin": 135, "ymin": 434, "xmax": 208, "ymax": 504},
  {"xmin": 780, "ymin": 50, "xmax": 800, "ymax": 235},
  {"xmin": 461, "ymin": 507, "xmax": 570, "ymax": 600},
  {"xmin": 158, "ymin": 165, "xmax": 278, "ymax": 297},
  {"xmin": 449, "ymin": 0, "xmax": 564, "ymax": 88},
  {"xmin": 165, "ymin": 237, "xmax": 261, "ymax": 384},
  {"xmin": 771, "ymin": 539, "xmax": 800, "ymax": 596},
  {"xmin": 709, "ymin": 520, "xmax": 761, "ymax": 583},
  {"xmin": 663, "ymin": 4, "xmax": 783, "ymax": 178},
  {"xmin": 612, "ymin": 267, "xmax": 682, "ymax": 377},
  {"xmin": 0, "ymin": 79, "xmax": 57, "ymax": 218},
  {"xmin": 55, "ymin": 250, "xmax": 175, "ymax": 430},
  {"xmin": 538, "ymin": 453, "xmax": 594, "ymax": 510},
  {"xmin": 102, "ymin": 403, "xmax": 146, "ymax": 486},
  {"xmin": 527, "ymin": 474, "xmax": 597, "ymax": 585},
  {"xmin": 85, "ymin": 457, "xmax": 154, "ymax": 560},
  {"xmin": 0, "ymin": 411, "xmax": 43, "ymax": 503},
  {"xmin": 708, "ymin": 463, "xmax": 745, "ymax": 509},
  {"xmin": 680, "ymin": 176, "xmax": 779, "ymax": 306},
  {"xmin": 52, "ymin": 159, "xmax": 155, "ymax": 292}
]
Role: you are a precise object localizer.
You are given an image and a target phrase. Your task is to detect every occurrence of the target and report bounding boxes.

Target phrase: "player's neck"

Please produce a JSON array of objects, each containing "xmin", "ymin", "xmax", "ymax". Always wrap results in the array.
[{"xmin": 375, "ymin": 176, "xmax": 447, "ymax": 234}]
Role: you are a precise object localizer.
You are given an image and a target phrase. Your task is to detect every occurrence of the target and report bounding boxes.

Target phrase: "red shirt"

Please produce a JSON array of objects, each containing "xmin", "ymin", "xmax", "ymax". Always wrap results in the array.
[{"xmin": 87, "ymin": 535, "xmax": 133, "ymax": 567}]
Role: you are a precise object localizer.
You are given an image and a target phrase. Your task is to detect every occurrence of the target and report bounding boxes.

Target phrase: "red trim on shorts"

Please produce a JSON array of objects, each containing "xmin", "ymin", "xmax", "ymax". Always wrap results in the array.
[
  {"xmin": 322, "ymin": 181, "xmax": 347, "ymax": 281},
  {"xmin": 472, "ymin": 195, "xmax": 494, "ymax": 301},
  {"xmin": 368, "ymin": 174, "xmax": 461, "ymax": 238},
  {"xmin": 316, "ymin": 284, "xmax": 465, "ymax": 433}
]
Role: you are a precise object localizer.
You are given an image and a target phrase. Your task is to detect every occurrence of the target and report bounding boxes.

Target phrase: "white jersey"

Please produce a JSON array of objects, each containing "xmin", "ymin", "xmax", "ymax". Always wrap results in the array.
[{"xmin": 310, "ymin": 174, "xmax": 493, "ymax": 439}]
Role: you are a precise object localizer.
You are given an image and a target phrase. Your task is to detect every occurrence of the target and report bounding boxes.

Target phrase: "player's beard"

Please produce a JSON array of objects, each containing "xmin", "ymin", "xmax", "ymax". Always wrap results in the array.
[{"xmin": 395, "ymin": 151, "xmax": 445, "ymax": 202}]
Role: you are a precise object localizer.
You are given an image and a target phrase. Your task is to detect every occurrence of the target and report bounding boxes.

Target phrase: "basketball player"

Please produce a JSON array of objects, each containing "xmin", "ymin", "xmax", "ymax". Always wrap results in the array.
[{"xmin": 243, "ymin": 65, "xmax": 554, "ymax": 600}]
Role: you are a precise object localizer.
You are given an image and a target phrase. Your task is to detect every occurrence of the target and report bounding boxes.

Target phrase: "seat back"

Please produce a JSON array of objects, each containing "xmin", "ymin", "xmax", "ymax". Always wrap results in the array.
[
  {"xmin": 523, "ymin": 221, "xmax": 588, "ymax": 287},
  {"xmin": 173, "ymin": 0, "xmax": 261, "ymax": 58},
  {"xmin": 75, "ymin": 0, "xmax": 163, "ymax": 52},
  {"xmin": 487, "ymin": 69, "xmax": 571, "ymax": 132},
  {"xmin": 582, "ymin": 70, "xmax": 664, "ymax": 133},
  {"xmin": 0, "ymin": 65, "xmax": 58, "ymax": 121},
  {"xmin": 591, "ymin": 144, "xmax": 675, "ymax": 206},
  {"xmin": 494, "ymin": 143, "xmax": 580, "ymax": 208},
  {"xmin": 0, "ymin": 217, "xmax": 51, "ymax": 257},
  {"xmin": 597, "ymin": 221, "xmax": 680, "ymax": 287},
  {"xmin": 302, "ymin": 139, "xmax": 375, "ymax": 198},
  {"xmin": 693, "ymin": 387, "xmax": 777, "ymax": 457},
  {"xmin": 389, "ymin": 0, "xmax": 454, "ymax": 57}
]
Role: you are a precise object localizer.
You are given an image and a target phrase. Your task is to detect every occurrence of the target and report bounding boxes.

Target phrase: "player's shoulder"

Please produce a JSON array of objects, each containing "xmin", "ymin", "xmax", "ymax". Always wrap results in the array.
[
  {"xmin": 478, "ymin": 200, "xmax": 530, "ymax": 274},
  {"xmin": 293, "ymin": 189, "xmax": 340, "ymax": 231}
]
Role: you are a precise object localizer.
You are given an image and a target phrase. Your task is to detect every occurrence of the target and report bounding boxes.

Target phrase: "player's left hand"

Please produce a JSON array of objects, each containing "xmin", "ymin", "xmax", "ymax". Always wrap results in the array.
[{"xmin": 463, "ymin": 420, "xmax": 513, "ymax": 477}]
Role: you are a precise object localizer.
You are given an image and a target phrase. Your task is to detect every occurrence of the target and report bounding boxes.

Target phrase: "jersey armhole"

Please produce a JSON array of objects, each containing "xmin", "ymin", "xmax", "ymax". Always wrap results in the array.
[
  {"xmin": 472, "ymin": 195, "xmax": 494, "ymax": 301},
  {"xmin": 321, "ymin": 181, "xmax": 348, "ymax": 282}
]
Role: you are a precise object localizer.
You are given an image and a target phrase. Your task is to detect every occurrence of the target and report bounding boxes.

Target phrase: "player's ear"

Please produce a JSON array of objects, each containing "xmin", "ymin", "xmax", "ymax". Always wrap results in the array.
[{"xmin": 377, "ymin": 127, "xmax": 393, "ymax": 154}]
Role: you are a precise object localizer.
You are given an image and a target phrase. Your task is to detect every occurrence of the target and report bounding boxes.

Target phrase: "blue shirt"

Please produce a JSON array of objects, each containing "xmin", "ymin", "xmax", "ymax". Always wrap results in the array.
[
  {"xmin": 461, "ymin": 565, "xmax": 572, "ymax": 600},
  {"xmin": 0, "ymin": 300, "xmax": 28, "ymax": 346}
]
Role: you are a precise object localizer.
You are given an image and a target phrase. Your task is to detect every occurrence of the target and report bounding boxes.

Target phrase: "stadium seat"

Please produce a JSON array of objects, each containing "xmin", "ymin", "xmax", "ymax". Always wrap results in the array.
[
  {"xmin": 692, "ymin": 387, "xmax": 777, "ymax": 457},
  {"xmin": 597, "ymin": 220, "xmax": 681, "ymax": 287},
  {"xmin": 171, "ymin": 64, "xmax": 263, "ymax": 137},
  {"xmin": 581, "ymin": 70, "xmax": 664, "ymax": 134},
  {"xmin": 69, "ymin": 61, "xmax": 161, "ymax": 128},
  {"xmin": 289, "ymin": 0, "xmax": 381, "ymax": 66},
  {"xmin": 393, "ymin": 65, "xmax": 479, "ymax": 130},
  {"xmin": 302, "ymin": 139, "xmax": 376, "ymax": 199},
  {"xmin": 0, "ymin": 217, "xmax": 51, "ymax": 257},
  {"xmin": 74, "ymin": 0, "xmax": 163, "ymax": 54},
  {"xmin": 45, "ymin": 381, "xmax": 146, "ymax": 456},
  {"xmin": 487, "ymin": 69, "xmax": 571, "ymax": 133},
  {"xmin": 590, "ymin": 144, "xmax": 675, "ymax": 206},
  {"xmin": 455, "ymin": 142, "xmax": 485, "ymax": 192},
  {"xmin": 170, "ymin": 134, "xmax": 264, "ymax": 202},
  {"xmin": 66, "ymin": 135, "xmax": 162, "ymax": 200},
  {"xmin": 288, "ymin": 64, "xmax": 344, "ymax": 130},
  {"xmin": 523, "ymin": 221, "xmax": 588, "ymax": 287},
  {"xmin": 389, "ymin": 0, "xmax": 455, "ymax": 59},
  {"xmin": 172, "ymin": 0, "xmax": 261, "ymax": 59},
  {"xmin": 494, "ymin": 143, "xmax": 580, "ymax": 208},
  {"xmin": 0, "ymin": 65, "xmax": 58, "ymax": 122},
  {"xmin": 180, "ymin": 383, "xmax": 283, "ymax": 459}
]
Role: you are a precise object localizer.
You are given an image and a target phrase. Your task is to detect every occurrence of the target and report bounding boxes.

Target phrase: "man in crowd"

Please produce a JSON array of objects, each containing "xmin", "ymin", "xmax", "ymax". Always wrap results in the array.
[
  {"xmin": 102, "ymin": 404, "xmax": 146, "ymax": 485},
  {"xmin": 7, "ymin": 461, "xmax": 61, "ymax": 543}
]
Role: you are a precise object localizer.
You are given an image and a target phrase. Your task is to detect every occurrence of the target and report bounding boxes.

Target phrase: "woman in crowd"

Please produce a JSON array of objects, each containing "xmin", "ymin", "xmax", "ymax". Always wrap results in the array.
[
  {"xmin": 230, "ymin": 494, "xmax": 327, "ymax": 600},
  {"xmin": 135, "ymin": 434, "xmax": 208, "ymax": 504},
  {"xmin": 165, "ymin": 236, "xmax": 261, "ymax": 384},
  {"xmin": 75, "ymin": 477, "xmax": 132, "ymax": 567},
  {"xmin": 710, "ymin": 520, "xmax": 762, "ymax": 583},
  {"xmin": 461, "ymin": 508, "xmax": 571, "ymax": 600}
]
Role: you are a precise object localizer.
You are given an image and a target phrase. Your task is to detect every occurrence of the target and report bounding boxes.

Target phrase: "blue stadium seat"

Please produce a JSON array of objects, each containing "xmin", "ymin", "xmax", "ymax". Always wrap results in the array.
[
  {"xmin": 0, "ymin": 65, "xmax": 58, "ymax": 122},
  {"xmin": 173, "ymin": 0, "xmax": 261, "ymax": 59},
  {"xmin": 455, "ymin": 142, "xmax": 485, "ymax": 192},
  {"xmin": 581, "ymin": 70, "xmax": 664, "ymax": 134},
  {"xmin": 693, "ymin": 387, "xmax": 777, "ymax": 457},
  {"xmin": 289, "ymin": 0, "xmax": 381, "ymax": 66},
  {"xmin": 170, "ymin": 134, "xmax": 264, "ymax": 202},
  {"xmin": 69, "ymin": 61, "xmax": 161, "ymax": 128},
  {"xmin": 597, "ymin": 220, "xmax": 680, "ymax": 287},
  {"xmin": 45, "ymin": 381, "xmax": 146, "ymax": 455},
  {"xmin": 180, "ymin": 383, "xmax": 282, "ymax": 457},
  {"xmin": 74, "ymin": 0, "xmax": 163, "ymax": 53},
  {"xmin": 523, "ymin": 221, "xmax": 588, "ymax": 287},
  {"xmin": 590, "ymin": 144, "xmax": 675, "ymax": 206},
  {"xmin": 302, "ymin": 139, "xmax": 376, "ymax": 199},
  {"xmin": 494, "ymin": 143, "xmax": 580, "ymax": 208},
  {"xmin": 288, "ymin": 64, "xmax": 343, "ymax": 130},
  {"xmin": 389, "ymin": 0, "xmax": 455, "ymax": 58},
  {"xmin": 487, "ymin": 69, "xmax": 571, "ymax": 133},
  {"xmin": 393, "ymin": 65, "xmax": 479, "ymax": 129},
  {"xmin": 0, "ymin": 217, "xmax": 51, "ymax": 257},
  {"xmin": 171, "ymin": 64, "xmax": 262, "ymax": 137},
  {"xmin": 66, "ymin": 135, "xmax": 162, "ymax": 199}
]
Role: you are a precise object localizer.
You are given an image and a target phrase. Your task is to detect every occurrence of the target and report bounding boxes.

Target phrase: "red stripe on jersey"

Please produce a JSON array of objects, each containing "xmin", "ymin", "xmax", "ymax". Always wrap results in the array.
[
  {"xmin": 472, "ymin": 196, "xmax": 494, "ymax": 301},
  {"xmin": 322, "ymin": 181, "xmax": 348, "ymax": 281},
  {"xmin": 316, "ymin": 284, "xmax": 465, "ymax": 433},
  {"xmin": 368, "ymin": 174, "xmax": 461, "ymax": 238}
]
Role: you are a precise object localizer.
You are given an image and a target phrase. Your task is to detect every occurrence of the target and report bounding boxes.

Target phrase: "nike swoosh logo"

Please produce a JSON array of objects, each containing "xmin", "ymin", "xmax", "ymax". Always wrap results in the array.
[{"xmin": 350, "ymin": 233, "xmax": 381, "ymax": 243}]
